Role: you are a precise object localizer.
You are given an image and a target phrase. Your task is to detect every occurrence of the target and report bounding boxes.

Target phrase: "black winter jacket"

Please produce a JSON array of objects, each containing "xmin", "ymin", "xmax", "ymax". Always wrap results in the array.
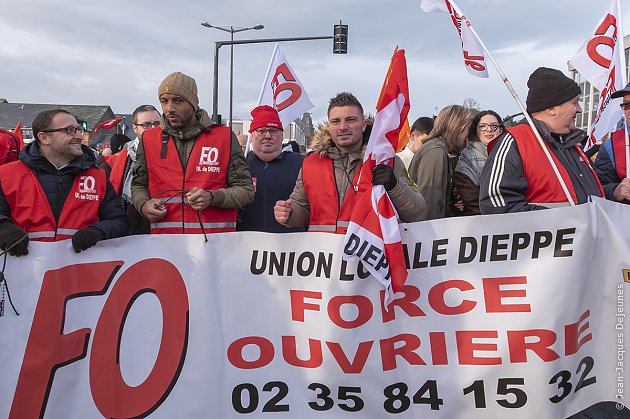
[{"xmin": 479, "ymin": 119, "xmax": 602, "ymax": 214}]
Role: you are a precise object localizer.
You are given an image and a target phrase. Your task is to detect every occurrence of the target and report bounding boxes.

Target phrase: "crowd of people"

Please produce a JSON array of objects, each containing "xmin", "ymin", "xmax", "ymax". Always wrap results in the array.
[
  {"xmin": 0, "ymin": 68, "xmax": 627, "ymax": 418},
  {"xmin": 0, "ymin": 66, "xmax": 627, "ymax": 258}
]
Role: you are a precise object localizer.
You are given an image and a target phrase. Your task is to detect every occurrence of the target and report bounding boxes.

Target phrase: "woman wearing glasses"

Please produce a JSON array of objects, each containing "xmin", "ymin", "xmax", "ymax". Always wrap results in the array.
[{"xmin": 453, "ymin": 110, "xmax": 503, "ymax": 216}]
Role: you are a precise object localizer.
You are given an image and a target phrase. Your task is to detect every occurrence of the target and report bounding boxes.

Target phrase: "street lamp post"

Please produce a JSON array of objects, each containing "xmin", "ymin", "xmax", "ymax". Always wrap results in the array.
[
  {"xmin": 205, "ymin": 23, "xmax": 348, "ymax": 126},
  {"xmin": 201, "ymin": 22, "xmax": 264, "ymax": 132}
]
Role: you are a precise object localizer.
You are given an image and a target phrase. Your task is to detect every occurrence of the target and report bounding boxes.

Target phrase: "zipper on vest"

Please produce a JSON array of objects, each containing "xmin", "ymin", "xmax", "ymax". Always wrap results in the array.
[{"xmin": 53, "ymin": 171, "xmax": 64, "ymax": 240}]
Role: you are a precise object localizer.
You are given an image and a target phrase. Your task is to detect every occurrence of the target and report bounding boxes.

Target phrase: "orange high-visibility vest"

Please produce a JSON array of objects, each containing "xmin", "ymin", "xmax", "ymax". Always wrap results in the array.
[
  {"xmin": 0, "ymin": 161, "xmax": 105, "ymax": 241},
  {"xmin": 302, "ymin": 154, "xmax": 359, "ymax": 233},
  {"xmin": 142, "ymin": 127, "xmax": 236, "ymax": 234}
]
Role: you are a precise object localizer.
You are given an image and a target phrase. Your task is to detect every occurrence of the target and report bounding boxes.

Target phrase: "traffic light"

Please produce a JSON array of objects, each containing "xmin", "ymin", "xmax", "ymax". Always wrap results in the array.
[
  {"xmin": 76, "ymin": 119, "xmax": 88, "ymax": 131},
  {"xmin": 333, "ymin": 22, "xmax": 348, "ymax": 54}
]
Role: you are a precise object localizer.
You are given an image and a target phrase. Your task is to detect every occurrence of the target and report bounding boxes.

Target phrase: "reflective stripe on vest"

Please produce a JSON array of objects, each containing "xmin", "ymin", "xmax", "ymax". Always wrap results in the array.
[
  {"xmin": 307, "ymin": 225, "xmax": 337, "ymax": 232},
  {"xmin": 308, "ymin": 220, "xmax": 350, "ymax": 232},
  {"xmin": 150, "ymin": 222, "xmax": 236, "ymax": 230},
  {"xmin": 163, "ymin": 197, "xmax": 189, "ymax": 205},
  {"xmin": 28, "ymin": 228, "xmax": 80, "ymax": 239}
]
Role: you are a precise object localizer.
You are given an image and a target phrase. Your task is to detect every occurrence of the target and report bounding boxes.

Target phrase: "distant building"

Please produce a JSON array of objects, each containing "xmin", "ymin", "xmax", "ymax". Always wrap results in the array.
[
  {"xmin": 568, "ymin": 34, "xmax": 630, "ymax": 134},
  {"xmin": 229, "ymin": 112, "xmax": 314, "ymax": 146},
  {"xmin": 0, "ymin": 102, "xmax": 133, "ymax": 146}
]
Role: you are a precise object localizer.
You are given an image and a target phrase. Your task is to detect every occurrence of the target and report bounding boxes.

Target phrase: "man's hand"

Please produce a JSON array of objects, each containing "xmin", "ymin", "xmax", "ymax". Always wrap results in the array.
[
  {"xmin": 372, "ymin": 164, "xmax": 397, "ymax": 191},
  {"xmin": 613, "ymin": 178, "xmax": 630, "ymax": 203},
  {"xmin": 72, "ymin": 227, "xmax": 105, "ymax": 253},
  {"xmin": 274, "ymin": 199, "xmax": 292, "ymax": 224},
  {"xmin": 141, "ymin": 198, "xmax": 167, "ymax": 222},
  {"xmin": 186, "ymin": 187, "xmax": 213, "ymax": 210},
  {"xmin": 0, "ymin": 222, "xmax": 28, "ymax": 256}
]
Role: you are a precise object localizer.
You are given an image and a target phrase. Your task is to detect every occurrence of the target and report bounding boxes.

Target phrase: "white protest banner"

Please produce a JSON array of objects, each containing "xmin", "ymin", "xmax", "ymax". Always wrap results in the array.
[
  {"xmin": 570, "ymin": 0, "xmax": 626, "ymax": 149},
  {"xmin": 0, "ymin": 201, "xmax": 628, "ymax": 418},
  {"xmin": 420, "ymin": 0, "xmax": 489, "ymax": 78},
  {"xmin": 257, "ymin": 43, "xmax": 315, "ymax": 128}
]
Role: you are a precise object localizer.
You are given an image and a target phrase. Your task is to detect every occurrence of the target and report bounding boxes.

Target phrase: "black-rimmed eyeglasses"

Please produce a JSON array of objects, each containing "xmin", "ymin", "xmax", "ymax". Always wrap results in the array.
[
  {"xmin": 42, "ymin": 126, "xmax": 84, "ymax": 136},
  {"xmin": 254, "ymin": 128, "xmax": 280, "ymax": 136},
  {"xmin": 477, "ymin": 123, "xmax": 502, "ymax": 132},
  {"xmin": 133, "ymin": 121, "xmax": 161, "ymax": 129}
]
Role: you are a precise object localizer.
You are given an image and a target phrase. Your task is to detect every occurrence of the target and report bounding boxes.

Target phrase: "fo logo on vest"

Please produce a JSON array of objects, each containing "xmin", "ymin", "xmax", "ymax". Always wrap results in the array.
[
  {"xmin": 75, "ymin": 175, "xmax": 100, "ymax": 201},
  {"xmin": 79, "ymin": 176, "xmax": 96, "ymax": 193},
  {"xmin": 196, "ymin": 147, "xmax": 221, "ymax": 173}
]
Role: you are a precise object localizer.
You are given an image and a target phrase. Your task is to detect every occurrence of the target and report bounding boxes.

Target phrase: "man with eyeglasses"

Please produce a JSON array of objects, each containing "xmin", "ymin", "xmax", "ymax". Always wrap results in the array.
[
  {"xmin": 108, "ymin": 105, "xmax": 161, "ymax": 234},
  {"xmin": 480, "ymin": 67, "xmax": 604, "ymax": 214},
  {"xmin": 274, "ymin": 92, "xmax": 425, "ymax": 232},
  {"xmin": 237, "ymin": 105, "xmax": 305, "ymax": 233},
  {"xmin": 0, "ymin": 109, "xmax": 128, "ymax": 255},
  {"xmin": 132, "ymin": 72, "xmax": 254, "ymax": 234},
  {"xmin": 592, "ymin": 83, "xmax": 630, "ymax": 204}
]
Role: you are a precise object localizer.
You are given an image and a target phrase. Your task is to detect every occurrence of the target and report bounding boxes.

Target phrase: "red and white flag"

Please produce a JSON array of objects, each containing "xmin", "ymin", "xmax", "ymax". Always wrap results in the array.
[
  {"xmin": 342, "ymin": 49, "xmax": 410, "ymax": 306},
  {"xmin": 257, "ymin": 43, "xmax": 315, "ymax": 128},
  {"xmin": 421, "ymin": 0, "xmax": 489, "ymax": 78},
  {"xmin": 12, "ymin": 121, "xmax": 23, "ymax": 151},
  {"xmin": 93, "ymin": 117, "xmax": 124, "ymax": 136},
  {"xmin": 569, "ymin": 0, "xmax": 626, "ymax": 149}
]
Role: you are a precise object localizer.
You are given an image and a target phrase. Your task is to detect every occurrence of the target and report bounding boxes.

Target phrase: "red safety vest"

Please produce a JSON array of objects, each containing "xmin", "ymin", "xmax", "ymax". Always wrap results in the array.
[
  {"xmin": 610, "ymin": 129, "xmax": 628, "ymax": 180},
  {"xmin": 302, "ymin": 154, "xmax": 358, "ymax": 234},
  {"xmin": 143, "ymin": 127, "xmax": 236, "ymax": 234},
  {"xmin": 0, "ymin": 162, "xmax": 105, "ymax": 241},
  {"xmin": 109, "ymin": 149, "xmax": 128, "ymax": 195},
  {"xmin": 101, "ymin": 153, "xmax": 117, "ymax": 168},
  {"xmin": 509, "ymin": 125, "xmax": 604, "ymax": 207}
]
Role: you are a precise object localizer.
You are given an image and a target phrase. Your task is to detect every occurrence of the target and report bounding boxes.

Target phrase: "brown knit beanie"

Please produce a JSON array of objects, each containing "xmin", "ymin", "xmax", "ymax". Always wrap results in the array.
[{"xmin": 158, "ymin": 72, "xmax": 199, "ymax": 109}]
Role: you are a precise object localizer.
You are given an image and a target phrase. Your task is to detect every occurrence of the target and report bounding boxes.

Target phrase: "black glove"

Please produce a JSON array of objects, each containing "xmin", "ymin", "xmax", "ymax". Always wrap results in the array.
[
  {"xmin": 0, "ymin": 221, "xmax": 28, "ymax": 256},
  {"xmin": 72, "ymin": 227, "xmax": 105, "ymax": 253},
  {"xmin": 372, "ymin": 164, "xmax": 397, "ymax": 191}
]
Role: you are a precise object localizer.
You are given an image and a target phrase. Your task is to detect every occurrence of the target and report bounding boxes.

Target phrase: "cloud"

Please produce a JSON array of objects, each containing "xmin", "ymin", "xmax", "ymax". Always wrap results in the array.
[{"xmin": 0, "ymin": 0, "xmax": 626, "ymax": 125}]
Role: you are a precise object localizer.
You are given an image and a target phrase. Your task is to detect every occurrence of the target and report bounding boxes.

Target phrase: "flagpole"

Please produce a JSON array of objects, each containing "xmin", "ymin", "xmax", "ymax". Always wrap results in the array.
[
  {"xmin": 451, "ymin": 1, "xmax": 575, "ymax": 205},
  {"xmin": 243, "ymin": 43, "xmax": 281, "ymax": 156},
  {"xmin": 616, "ymin": 0, "xmax": 630, "ymax": 179}
]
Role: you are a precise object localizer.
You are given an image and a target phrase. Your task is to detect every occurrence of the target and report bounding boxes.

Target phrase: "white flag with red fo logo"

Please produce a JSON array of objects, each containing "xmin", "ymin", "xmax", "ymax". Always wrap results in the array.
[
  {"xmin": 342, "ymin": 49, "xmax": 410, "ymax": 306},
  {"xmin": 257, "ymin": 44, "xmax": 314, "ymax": 128},
  {"xmin": 569, "ymin": 0, "xmax": 626, "ymax": 149},
  {"xmin": 420, "ymin": 0, "xmax": 489, "ymax": 78}
]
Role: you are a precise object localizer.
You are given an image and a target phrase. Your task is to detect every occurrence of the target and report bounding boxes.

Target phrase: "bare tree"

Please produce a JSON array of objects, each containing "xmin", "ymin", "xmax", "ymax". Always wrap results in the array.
[{"xmin": 462, "ymin": 97, "xmax": 481, "ymax": 110}]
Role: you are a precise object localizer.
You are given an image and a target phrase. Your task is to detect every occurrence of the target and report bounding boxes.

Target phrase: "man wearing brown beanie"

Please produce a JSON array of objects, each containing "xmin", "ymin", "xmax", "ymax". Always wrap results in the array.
[
  {"xmin": 479, "ymin": 67, "xmax": 604, "ymax": 213},
  {"xmin": 131, "ymin": 71, "xmax": 254, "ymax": 234}
]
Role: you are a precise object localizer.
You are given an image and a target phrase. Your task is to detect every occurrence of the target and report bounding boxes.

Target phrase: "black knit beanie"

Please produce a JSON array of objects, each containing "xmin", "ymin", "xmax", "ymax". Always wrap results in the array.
[
  {"xmin": 110, "ymin": 133, "xmax": 132, "ymax": 154},
  {"xmin": 526, "ymin": 67, "xmax": 582, "ymax": 113}
]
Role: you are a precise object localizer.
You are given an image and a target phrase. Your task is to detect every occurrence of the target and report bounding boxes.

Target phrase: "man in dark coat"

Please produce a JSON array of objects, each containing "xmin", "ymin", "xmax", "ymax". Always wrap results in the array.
[{"xmin": 237, "ymin": 105, "xmax": 305, "ymax": 233}]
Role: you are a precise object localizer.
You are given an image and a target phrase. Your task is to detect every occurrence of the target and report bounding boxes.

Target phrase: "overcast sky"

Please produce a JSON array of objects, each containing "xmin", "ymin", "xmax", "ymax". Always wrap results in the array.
[{"xmin": 1, "ymin": 0, "xmax": 627, "ymax": 125}]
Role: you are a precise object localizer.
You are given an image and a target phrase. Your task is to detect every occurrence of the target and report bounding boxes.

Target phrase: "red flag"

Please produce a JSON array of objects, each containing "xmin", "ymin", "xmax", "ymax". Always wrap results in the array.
[
  {"xmin": 12, "ymin": 121, "xmax": 24, "ymax": 151},
  {"xmin": 343, "ymin": 49, "xmax": 410, "ymax": 306},
  {"xmin": 93, "ymin": 117, "xmax": 124, "ymax": 136}
]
